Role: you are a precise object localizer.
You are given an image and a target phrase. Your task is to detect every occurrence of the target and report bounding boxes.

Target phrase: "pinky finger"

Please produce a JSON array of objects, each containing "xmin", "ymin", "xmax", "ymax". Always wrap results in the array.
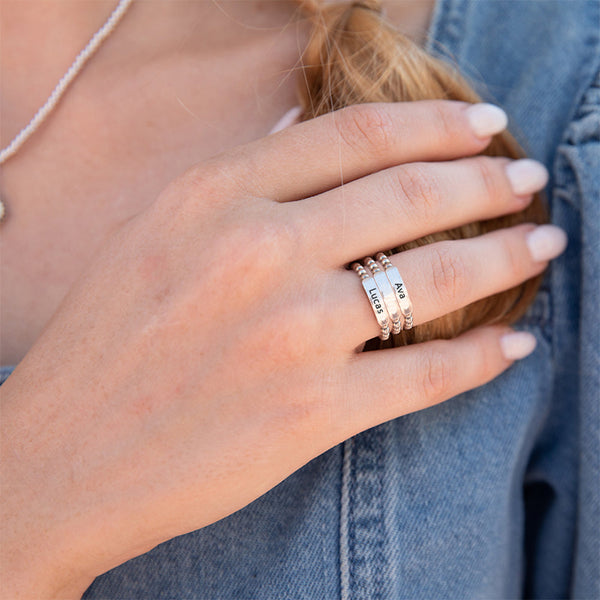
[{"xmin": 328, "ymin": 325, "xmax": 537, "ymax": 443}]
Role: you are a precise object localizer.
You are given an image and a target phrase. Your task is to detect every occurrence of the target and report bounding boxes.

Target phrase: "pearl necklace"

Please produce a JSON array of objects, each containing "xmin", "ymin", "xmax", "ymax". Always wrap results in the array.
[{"xmin": 0, "ymin": 0, "xmax": 135, "ymax": 223}]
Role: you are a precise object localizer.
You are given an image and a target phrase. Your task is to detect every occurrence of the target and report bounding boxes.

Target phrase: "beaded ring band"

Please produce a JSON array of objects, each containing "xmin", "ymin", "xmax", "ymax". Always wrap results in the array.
[
  {"xmin": 375, "ymin": 252, "xmax": 414, "ymax": 329},
  {"xmin": 363, "ymin": 257, "xmax": 404, "ymax": 334},
  {"xmin": 351, "ymin": 262, "xmax": 391, "ymax": 340}
]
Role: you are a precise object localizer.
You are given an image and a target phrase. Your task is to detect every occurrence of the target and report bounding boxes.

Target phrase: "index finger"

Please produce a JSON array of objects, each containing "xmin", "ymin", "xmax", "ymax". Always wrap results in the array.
[{"xmin": 191, "ymin": 100, "xmax": 508, "ymax": 202}]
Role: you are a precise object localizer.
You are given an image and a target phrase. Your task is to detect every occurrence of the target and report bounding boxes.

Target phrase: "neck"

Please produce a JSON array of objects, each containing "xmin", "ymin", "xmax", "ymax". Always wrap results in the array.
[
  {"xmin": 0, "ymin": 0, "xmax": 435, "ymax": 151},
  {"xmin": 1, "ymin": 1, "xmax": 302, "ymax": 67},
  {"xmin": 1, "ymin": 1, "xmax": 124, "ymax": 69},
  {"xmin": 1, "ymin": 0, "xmax": 432, "ymax": 88},
  {"xmin": 0, "ymin": 1, "xmax": 303, "ymax": 148}
]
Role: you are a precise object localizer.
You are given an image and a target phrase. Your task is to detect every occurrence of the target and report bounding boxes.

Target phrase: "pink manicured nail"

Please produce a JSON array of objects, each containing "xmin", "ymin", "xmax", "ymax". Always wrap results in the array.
[
  {"xmin": 269, "ymin": 105, "xmax": 303, "ymax": 135},
  {"xmin": 500, "ymin": 331, "xmax": 537, "ymax": 360},
  {"xmin": 506, "ymin": 159, "xmax": 549, "ymax": 195},
  {"xmin": 526, "ymin": 225, "xmax": 568, "ymax": 262},
  {"xmin": 465, "ymin": 103, "xmax": 508, "ymax": 138}
]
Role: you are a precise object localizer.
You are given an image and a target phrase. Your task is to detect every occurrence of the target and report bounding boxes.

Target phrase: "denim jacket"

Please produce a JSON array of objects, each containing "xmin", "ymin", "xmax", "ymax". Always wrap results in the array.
[{"xmin": 2, "ymin": 0, "xmax": 598, "ymax": 597}]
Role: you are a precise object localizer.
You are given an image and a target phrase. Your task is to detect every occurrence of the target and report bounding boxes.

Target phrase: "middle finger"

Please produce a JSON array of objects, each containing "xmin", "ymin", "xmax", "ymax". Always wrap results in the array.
[{"xmin": 289, "ymin": 155, "xmax": 548, "ymax": 267}]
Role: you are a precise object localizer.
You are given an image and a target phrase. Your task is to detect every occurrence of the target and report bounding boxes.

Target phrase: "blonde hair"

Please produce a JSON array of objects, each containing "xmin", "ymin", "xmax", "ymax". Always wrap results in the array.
[{"xmin": 295, "ymin": 0, "xmax": 548, "ymax": 347}]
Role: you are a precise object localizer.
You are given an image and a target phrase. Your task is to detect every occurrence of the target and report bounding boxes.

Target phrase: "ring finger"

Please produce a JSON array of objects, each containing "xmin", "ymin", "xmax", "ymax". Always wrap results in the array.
[{"xmin": 324, "ymin": 222, "xmax": 567, "ymax": 348}]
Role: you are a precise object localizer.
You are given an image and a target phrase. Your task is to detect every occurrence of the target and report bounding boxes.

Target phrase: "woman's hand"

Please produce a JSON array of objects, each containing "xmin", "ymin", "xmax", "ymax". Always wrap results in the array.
[{"xmin": 0, "ymin": 100, "xmax": 564, "ymax": 599}]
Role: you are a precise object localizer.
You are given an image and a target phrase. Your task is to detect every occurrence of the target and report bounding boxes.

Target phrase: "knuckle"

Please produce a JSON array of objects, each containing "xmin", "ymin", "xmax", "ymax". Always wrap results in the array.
[
  {"xmin": 420, "ymin": 346, "xmax": 453, "ymax": 401},
  {"xmin": 394, "ymin": 163, "xmax": 441, "ymax": 222},
  {"xmin": 430, "ymin": 100, "xmax": 460, "ymax": 144},
  {"xmin": 498, "ymin": 231, "xmax": 526, "ymax": 279},
  {"xmin": 154, "ymin": 166, "xmax": 208, "ymax": 214},
  {"xmin": 475, "ymin": 156, "xmax": 501, "ymax": 204},
  {"xmin": 474, "ymin": 336, "xmax": 500, "ymax": 382},
  {"xmin": 179, "ymin": 162, "xmax": 211, "ymax": 189},
  {"xmin": 179, "ymin": 150, "xmax": 259, "ymax": 202},
  {"xmin": 156, "ymin": 161, "xmax": 235, "ymax": 217},
  {"xmin": 430, "ymin": 244, "xmax": 468, "ymax": 304},
  {"xmin": 334, "ymin": 104, "xmax": 396, "ymax": 159},
  {"xmin": 178, "ymin": 161, "xmax": 225, "ymax": 198},
  {"xmin": 225, "ymin": 212, "xmax": 300, "ymax": 278}
]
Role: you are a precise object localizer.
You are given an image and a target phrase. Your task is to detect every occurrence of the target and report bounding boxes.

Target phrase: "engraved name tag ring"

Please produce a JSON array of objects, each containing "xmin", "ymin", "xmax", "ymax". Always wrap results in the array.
[
  {"xmin": 375, "ymin": 252, "xmax": 414, "ymax": 329},
  {"xmin": 363, "ymin": 257, "xmax": 404, "ymax": 334},
  {"xmin": 351, "ymin": 262, "xmax": 391, "ymax": 341},
  {"xmin": 352, "ymin": 252, "xmax": 414, "ymax": 339}
]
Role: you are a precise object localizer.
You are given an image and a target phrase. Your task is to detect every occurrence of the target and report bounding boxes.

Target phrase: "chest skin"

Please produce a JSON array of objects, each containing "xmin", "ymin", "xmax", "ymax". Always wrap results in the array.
[{"xmin": 0, "ymin": 0, "xmax": 435, "ymax": 366}]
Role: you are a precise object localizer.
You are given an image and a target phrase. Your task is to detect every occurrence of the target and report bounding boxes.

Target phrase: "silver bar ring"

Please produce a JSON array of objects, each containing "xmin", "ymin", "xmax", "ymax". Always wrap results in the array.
[
  {"xmin": 363, "ymin": 257, "xmax": 404, "ymax": 334},
  {"xmin": 351, "ymin": 262, "xmax": 391, "ymax": 340},
  {"xmin": 375, "ymin": 252, "xmax": 414, "ymax": 330}
]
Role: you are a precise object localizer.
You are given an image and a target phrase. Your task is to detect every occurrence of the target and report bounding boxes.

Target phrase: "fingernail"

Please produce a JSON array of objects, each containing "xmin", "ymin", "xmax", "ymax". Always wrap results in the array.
[
  {"xmin": 500, "ymin": 331, "xmax": 537, "ymax": 360},
  {"xmin": 465, "ymin": 103, "xmax": 508, "ymax": 138},
  {"xmin": 506, "ymin": 159, "xmax": 549, "ymax": 195},
  {"xmin": 268, "ymin": 105, "xmax": 303, "ymax": 134},
  {"xmin": 526, "ymin": 224, "xmax": 568, "ymax": 262}
]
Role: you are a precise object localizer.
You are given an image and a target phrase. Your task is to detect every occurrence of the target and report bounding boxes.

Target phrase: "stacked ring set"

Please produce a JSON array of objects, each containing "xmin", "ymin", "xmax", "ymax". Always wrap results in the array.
[{"xmin": 352, "ymin": 253, "xmax": 414, "ymax": 340}]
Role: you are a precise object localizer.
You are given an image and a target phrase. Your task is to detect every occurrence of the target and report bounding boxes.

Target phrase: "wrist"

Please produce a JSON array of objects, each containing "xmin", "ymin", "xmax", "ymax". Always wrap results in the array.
[
  {"xmin": 0, "ymin": 518, "xmax": 95, "ymax": 600},
  {"xmin": 1, "ymin": 377, "xmax": 96, "ymax": 600}
]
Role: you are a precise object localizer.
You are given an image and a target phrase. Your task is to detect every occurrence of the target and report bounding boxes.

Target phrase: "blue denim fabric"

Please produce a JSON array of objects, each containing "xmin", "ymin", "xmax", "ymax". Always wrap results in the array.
[{"xmin": 2, "ymin": 0, "xmax": 599, "ymax": 597}]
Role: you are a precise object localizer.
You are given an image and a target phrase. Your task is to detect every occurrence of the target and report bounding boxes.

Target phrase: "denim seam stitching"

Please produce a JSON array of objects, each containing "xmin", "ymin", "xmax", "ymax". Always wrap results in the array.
[
  {"xmin": 345, "ymin": 426, "xmax": 388, "ymax": 600},
  {"xmin": 340, "ymin": 437, "xmax": 352, "ymax": 600}
]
